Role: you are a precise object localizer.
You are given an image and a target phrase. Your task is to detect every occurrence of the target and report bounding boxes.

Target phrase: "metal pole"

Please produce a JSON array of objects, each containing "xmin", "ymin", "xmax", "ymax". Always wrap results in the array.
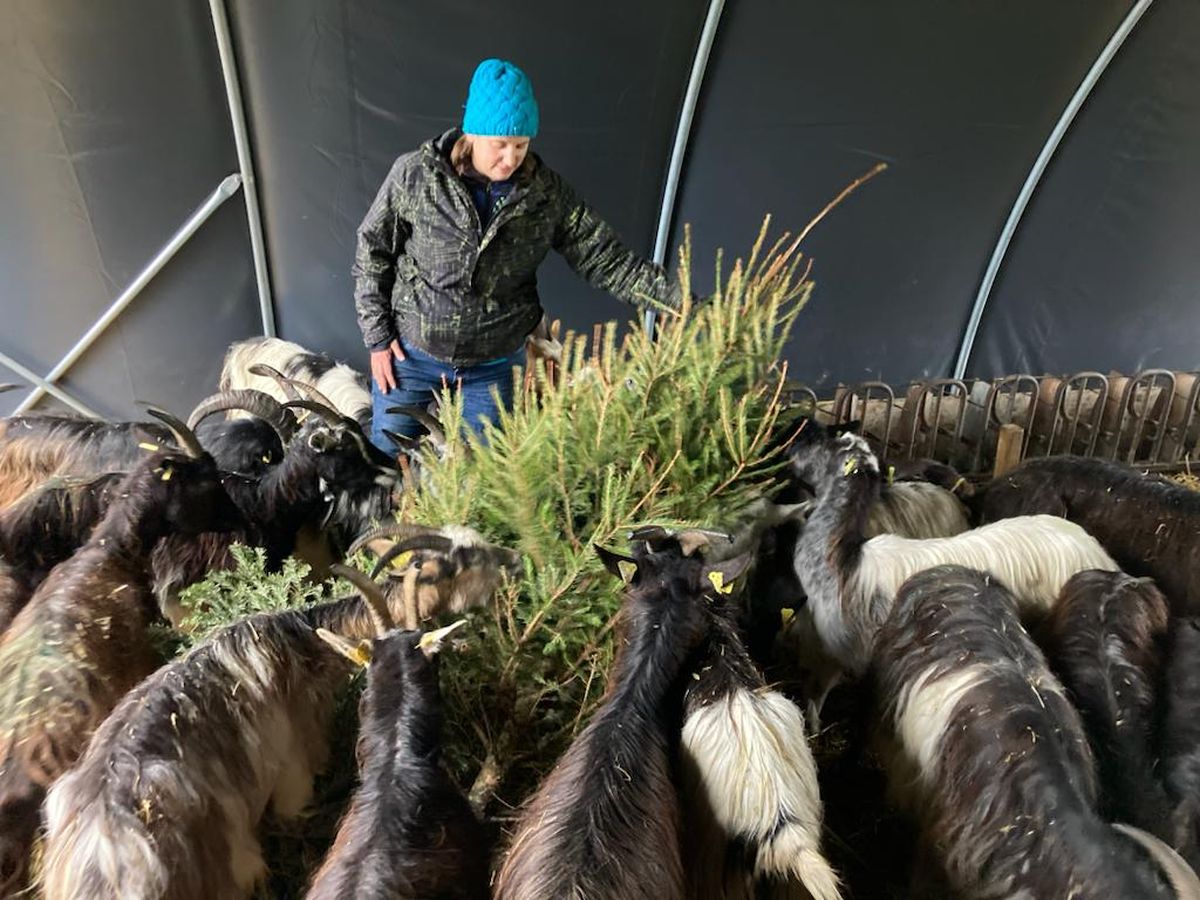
[
  {"xmin": 952, "ymin": 0, "xmax": 1154, "ymax": 379},
  {"xmin": 0, "ymin": 350, "xmax": 101, "ymax": 418},
  {"xmin": 644, "ymin": 0, "xmax": 727, "ymax": 336},
  {"xmin": 209, "ymin": 0, "xmax": 276, "ymax": 338},
  {"xmin": 13, "ymin": 175, "xmax": 244, "ymax": 415}
]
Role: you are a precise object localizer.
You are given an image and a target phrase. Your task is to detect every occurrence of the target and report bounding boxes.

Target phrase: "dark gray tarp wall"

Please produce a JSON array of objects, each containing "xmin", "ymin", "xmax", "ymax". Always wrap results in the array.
[
  {"xmin": 0, "ymin": 1, "xmax": 260, "ymax": 419},
  {"xmin": 968, "ymin": 0, "xmax": 1200, "ymax": 378},
  {"xmin": 2, "ymin": 1, "xmax": 1198, "ymax": 420}
]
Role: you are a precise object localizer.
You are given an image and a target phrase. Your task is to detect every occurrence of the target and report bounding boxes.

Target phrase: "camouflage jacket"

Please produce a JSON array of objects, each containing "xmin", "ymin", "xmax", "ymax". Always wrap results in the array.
[{"xmin": 352, "ymin": 129, "xmax": 683, "ymax": 365}]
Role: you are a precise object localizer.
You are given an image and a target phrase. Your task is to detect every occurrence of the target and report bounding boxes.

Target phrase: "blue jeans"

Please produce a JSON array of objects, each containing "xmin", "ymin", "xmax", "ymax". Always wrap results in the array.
[{"xmin": 369, "ymin": 341, "xmax": 525, "ymax": 455}]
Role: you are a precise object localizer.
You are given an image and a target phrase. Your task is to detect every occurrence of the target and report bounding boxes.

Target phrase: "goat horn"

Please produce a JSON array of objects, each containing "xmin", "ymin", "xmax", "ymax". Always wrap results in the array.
[
  {"xmin": 0, "ymin": 383, "xmax": 20, "ymax": 394},
  {"xmin": 348, "ymin": 522, "xmax": 444, "ymax": 556},
  {"xmin": 186, "ymin": 389, "xmax": 297, "ymax": 442},
  {"xmin": 1112, "ymin": 823, "xmax": 1200, "ymax": 899},
  {"xmin": 385, "ymin": 406, "xmax": 446, "ymax": 447},
  {"xmin": 146, "ymin": 408, "xmax": 206, "ymax": 459},
  {"xmin": 371, "ymin": 535, "xmax": 457, "ymax": 578},
  {"xmin": 283, "ymin": 378, "xmax": 346, "ymax": 418},
  {"xmin": 247, "ymin": 364, "xmax": 304, "ymax": 402},
  {"xmin": 282, "ymin": 399, "xmax": 344, "ymax": 428},
  {"xmin": 330, "ymin": 563, "xmax": 395, "ymax": 637}
]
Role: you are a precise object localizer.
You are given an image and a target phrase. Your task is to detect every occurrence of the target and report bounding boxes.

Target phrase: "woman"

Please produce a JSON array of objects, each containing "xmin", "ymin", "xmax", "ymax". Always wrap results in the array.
[{"xmin": 353, "ymin": 58, "xmax": 686, "ymax": 455}]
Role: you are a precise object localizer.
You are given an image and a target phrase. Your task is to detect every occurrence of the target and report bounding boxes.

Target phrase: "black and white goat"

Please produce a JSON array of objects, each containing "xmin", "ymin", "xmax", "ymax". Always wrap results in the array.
[
  {"xmin": 1039, "ymin": 569, "xmax": 1175, "ymax": 839},
  {"xmin": 40, "ymin": 545, "xmax": 514, "ymax": 899},
  {"xmin": 1160, "ymin": 617, "xmax": 1200, "ymax": 870},
  {"xmin": 789, "ymin": 431, "xmax": 1118, "ymax": 680},
  {"xmin": 493, "ymin": 541, "xmax": 746, "ymax": 900},
  {"xmin": 872, "ymin": 565, "xmax": 1200, "ymax": 899},
  {"xmin": 975, "ymin": 455, "xmax": 1200, "ymax": 615},
  {"xmin": 631, "ymin": 527, "xmax": 841, "ymax": 900},
  {"xmin": 220, "ymin": 335, "xmax": 373, "ymax": 429},
  {"xmin": 0, "ymin": 412, "xmax": 241, "ymax": 894},
  {"xmin": 305, "ymin": 590, "xmax": 486, "ymax": 899}
]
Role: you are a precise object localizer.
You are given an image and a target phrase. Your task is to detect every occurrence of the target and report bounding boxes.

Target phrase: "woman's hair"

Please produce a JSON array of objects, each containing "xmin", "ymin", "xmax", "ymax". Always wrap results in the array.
[{"xmin": 450, "ymin": 134, "xmax": 473, "ymax": 176}]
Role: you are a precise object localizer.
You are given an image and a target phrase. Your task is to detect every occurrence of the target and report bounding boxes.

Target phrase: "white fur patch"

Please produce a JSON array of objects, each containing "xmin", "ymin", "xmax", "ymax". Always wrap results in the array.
[
  {"xmin": 221, "ymin": 337, "xmax": 370, "ymax": 422},
  {"xmin": 894, "ymin": 664, "xmax": 989, "ymax": 782},
  {"xmin": 682, "ymin": 689, "xmax": 841, "ymax": 899},
  {"xmin": 854, "ymin": 514, "xmax": 1118, "ymax": 617}
]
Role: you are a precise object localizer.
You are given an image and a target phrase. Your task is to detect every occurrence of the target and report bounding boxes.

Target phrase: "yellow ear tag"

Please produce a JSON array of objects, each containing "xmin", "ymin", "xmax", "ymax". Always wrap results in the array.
[
  {"xmin": 780, "ymin": 607, "xmax": 795, "ymax": 626},
  {"xmin": 617, "ymin": 560, "xmax": 638, "ymax": 584},
  {"xmin": 707, "ymin": 571, "xmax": 735, "ymax": 595},
  {"xmin": 138, "ymin": 442, "xmax": 160, "ymax": 453},
  {"xmin": 887, "ymin": 464, "xmax": 895, "ymax": 486},
  {"xmin": 261, "ymin": 453, "xmax": 273, "ymax": 464},
  {"xmin": 951, "ymin": 476, "xmax": 966, "ymax": 495},
  {"xmin": 388, "ymin": 550, "xmax": 414, "ymax": 571},
  {"xmin": 160, "ymin": 465, "xmax": 173, "ymax": 482},
  {"xmin": 842, "ymin": 457, "xmax": 859, "ymax": 476},
  {"xmin": 349, "ymin": 644, "xmax": 372, "ymax": 667}
]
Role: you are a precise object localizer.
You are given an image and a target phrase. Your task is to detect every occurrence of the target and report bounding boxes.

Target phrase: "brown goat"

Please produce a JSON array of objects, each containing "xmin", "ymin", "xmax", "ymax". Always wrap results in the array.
[
  {"xmin": 0, "ymin": 412, "xmax": 240, "ymax": 894},
  {"xmin": 40, "ymin": 541, "xmax": 516, "ymax": 899}
]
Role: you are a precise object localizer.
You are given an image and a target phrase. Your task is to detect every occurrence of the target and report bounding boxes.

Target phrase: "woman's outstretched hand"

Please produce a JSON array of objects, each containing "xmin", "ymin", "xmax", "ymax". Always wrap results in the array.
[{"xmin": 370, "ymin": 339, "xmax": 406, "ymax": 392}]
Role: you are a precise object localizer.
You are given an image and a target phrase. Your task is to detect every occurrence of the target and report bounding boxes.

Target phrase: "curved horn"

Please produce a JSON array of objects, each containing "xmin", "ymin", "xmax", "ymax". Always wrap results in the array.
[
  {"xmin": 186, "ymin": 389, "xmax": 297, "ymax": 441},
  {"xmin": 247, "ymin": 364, "xmax": 304, "ymax": 402},
  {"xmin": 1112, "ymin": 823, "xmax": 1200, "ymax": 899},
  {"xmin": 348, "ymin": 522, "xmax": 444, "ymax": 556},
  {"xmin": 330, "ymin": 563, "xmax": 395, "ymax": 637},
  {"xmin": 0, "ymin": 384, "xmax": 20, "ymax": 394},
  {"xmin": 385, "ymin": 406, "xmax": 446, "ymax": 446},
  {"xmin": 283, "ymin": 378, "xmax": 345, "ymax": 418},
  {"xmin": 371, "ymin": 535, "xmax": 456, "ymax": 578},
  {"xmin": 146, "ymin": 408, "xmax": 206, "ymax": 459},
  {"xmin": 282, "ymin": 399, "xmax": 344, "ymax": 429}
]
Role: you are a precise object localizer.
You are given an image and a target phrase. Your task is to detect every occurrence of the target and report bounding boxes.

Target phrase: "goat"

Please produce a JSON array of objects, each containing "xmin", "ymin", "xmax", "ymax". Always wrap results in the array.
[
  {"xmin": 1160, "ymin": 617, "xmax": 1200, "ymax": 870},
  {"xmin": 0, "ymin": 471, "xmax": 124, "ymax": 633},
  {"xmin": 350, "ymin": 521, "xmax": 524, "ymax": 628},
  {"xmin": 974, "ymin": 454, "xmax": 1200, "ymax": 615},
  {"xmin": 305, "ymin": 589, "xmax": 486, "ymax": 899},
  {"xmin": 492, "ymin": 541, "xmax": 746, "ymax": 900},
  {"xmin": 872, "ymin": 564, "xmax": 1199, "ymax": 899},
  {"xmin": 40, "ymin": 544, "xmax": 515, "ymax": 899},
  {"xmin": 632, "ymin": 527, "xmax": 841, "ymax": 900},
  {"xmin": 0, "ymin": 412, "xmax": 241, "ymax": 894},
  {"xmin": 790, "ymin": 431, "xmax": 1119, "ymax": 678},
  {"xmin": 220, "ymin": 335, "xmax": 372, "ymax": 429},
  {"xmin": 0, "ymin": 390, "xmax": 291, "ymax": 509},
  {"xmin": 1039, "ymin": 569, "xmax": 1174, "ymax": 838}
]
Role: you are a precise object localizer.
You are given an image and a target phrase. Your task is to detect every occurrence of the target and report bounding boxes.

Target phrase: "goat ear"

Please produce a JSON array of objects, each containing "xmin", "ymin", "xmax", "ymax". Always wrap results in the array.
[
  {"xmin": 417, "ymin": 619, "xmax": 468, "ymax": 658},
  {"xmin": 594, "ymin": 544, "xmax": 637, "ymax": 583},
  {"xmin": 316, "ymin": 628, "xmax": 373, "ymax": 667},
  {"xmin": 702, "ymin": 551, "xmax": 755, "ymax": 596},
  {"xmin": 834, "ymin": 419, "xmax": 863, "ymax": 435}
]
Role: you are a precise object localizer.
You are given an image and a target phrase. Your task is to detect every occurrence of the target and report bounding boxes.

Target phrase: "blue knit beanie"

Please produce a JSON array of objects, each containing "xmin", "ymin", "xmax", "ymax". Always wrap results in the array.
[{"xmin": 462, "ymin": 58, "xmax": 539, "ymax": 138}]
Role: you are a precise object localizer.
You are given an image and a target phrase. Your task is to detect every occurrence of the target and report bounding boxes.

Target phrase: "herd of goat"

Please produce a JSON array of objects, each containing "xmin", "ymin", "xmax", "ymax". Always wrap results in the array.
[{"xmin": 1, "ymin": 335, "xmax": 1200, "ymax": 898}]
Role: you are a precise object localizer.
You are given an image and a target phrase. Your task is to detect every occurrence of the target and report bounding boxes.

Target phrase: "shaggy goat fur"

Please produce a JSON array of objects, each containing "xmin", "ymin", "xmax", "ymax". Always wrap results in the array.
[
  {"xmin": 0, "ymin": 444, "xmax": 240, "ymax": 894},
  {"xmin": 975, "ymin": 454, "xmax": 1200, "ymax": 615},
  {"xmin": 305, "ymin": 620, "xmax": 487, "ymax": 899},
  {"xmin": 220, "ymin": 336, "xmax": 372, "ymax": 429},
  {"xmin": 1160, "ymin": 617, "xmax": 1200, "ymax": 870},
  {"xmin": 40, "ymin": 548, "xmax": 514, "ymax": 899},
  {"xmin": 0, "ymin": 472, "xmax": 124, "ymax": 632},
  {"xmin": 1039, "ymin": 569, "xmax": 1175, "ymax": 837},
  {"xmin": 873, "ymin": 565, "xmax": 1182, "ymax": 898},
  {"xmin": 0, "ymin": 414, "xmax": 282, "ymax": 510},
  {"xmin": 493, "ymin": 544, "xmax": 727, "ymax": 900},
  {"xmin": 791, "ymin": 432, "xmax": 1118, "ymax": 676},
  {"xmin": 680, "ymin": 588, "xmax": 840, "ymax": 900}
]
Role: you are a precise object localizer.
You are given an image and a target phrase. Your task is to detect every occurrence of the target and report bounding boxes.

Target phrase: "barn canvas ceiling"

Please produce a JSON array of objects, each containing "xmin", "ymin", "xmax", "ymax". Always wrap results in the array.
[{"xmin": 2, "ymin": 0, "xmax": 1197, "ymax": 419}]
